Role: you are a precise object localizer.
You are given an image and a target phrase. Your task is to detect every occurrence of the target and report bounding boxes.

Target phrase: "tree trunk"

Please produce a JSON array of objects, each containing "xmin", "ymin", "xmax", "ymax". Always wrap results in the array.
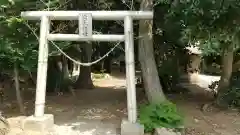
[
  {"xmin": 59, "ymin": 55, "xmax": 71, "ymax": 92},
  {"xmin": 62, "ymin": 55, "xmax": 70, "ymax": 79},
  {"xmin": 46, "ymin": 56, "xmax": 62, "ymax": 93},
  {"xmin": 75, "ymin": 43, "xmax": 94, "ymax": 89},
  {"xmin": 138, "ymin": 0, "xmax": 166, "ymax": 103},
  {"xmin": 70, "ymin": 0, "xmax": 93, "ymax": 89},
  {"xmin": 68, "ymin": 59, "xmax": 74, "ymax": 77},
  {"xmin": 13, "ymin": 63, "xmax": 25, "ymax": 115},
  {"xmin": 216, "ymin": 44, "xmax": 234, "ymax": 106},
  {"xmin": 103, "ymin": 56, "xmax": 112, "ymax": 73}
]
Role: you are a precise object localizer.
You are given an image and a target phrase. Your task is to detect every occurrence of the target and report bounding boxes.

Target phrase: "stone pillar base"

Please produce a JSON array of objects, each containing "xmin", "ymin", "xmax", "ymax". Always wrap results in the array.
[
  {"xmin": 121, "ymin": 119, "xmax": 144, "ymax": 135},
  {"xmin": 21, "ymin": 114, "xmax": 54, "ymax": 133}
]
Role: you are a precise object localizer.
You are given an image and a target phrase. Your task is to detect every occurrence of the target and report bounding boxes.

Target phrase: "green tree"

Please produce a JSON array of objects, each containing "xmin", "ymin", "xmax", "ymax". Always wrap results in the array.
[
  {"xmin": 0, "ymin": 1, "xmax": 39, "ymax": 114},
  {"xmin": 0, "ymin": 0, "xmax": 71, "ymax": 112},
  {"xmin": 161, "ymin": 0, "xmax": 240, "ymax": 106}
]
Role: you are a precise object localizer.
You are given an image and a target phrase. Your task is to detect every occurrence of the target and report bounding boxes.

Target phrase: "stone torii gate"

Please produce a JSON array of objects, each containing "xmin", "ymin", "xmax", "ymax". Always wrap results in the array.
[{"xmin": 20, "ymin": 11, "xmax": 153, "ymax": 135}]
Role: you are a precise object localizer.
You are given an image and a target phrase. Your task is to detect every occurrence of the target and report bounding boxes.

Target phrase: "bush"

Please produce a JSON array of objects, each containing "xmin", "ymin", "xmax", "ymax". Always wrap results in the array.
[
  {"xmin": 219, "ymin": 72, "xmax": 240, "ymax": 108},
  {"xmin": 221, "ymin": 87, "xmax": 240, "ymax": 108},
  {"xmin": 138, "ymin": 101, "xmax": 184, "ymax": 133}
]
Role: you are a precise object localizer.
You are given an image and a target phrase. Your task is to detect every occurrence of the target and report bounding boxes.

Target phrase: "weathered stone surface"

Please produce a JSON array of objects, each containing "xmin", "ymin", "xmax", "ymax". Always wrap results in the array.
[
  {"xmin": 7, "ymin": 128, "xmax": 24, "ymax": 135},
  {"xmin": 21, "ymin": 114, "xmax": 54, "ymax": 133},
  {"xmin": 121, "ymin": 119, "xmax": 144, "ymax": 135},
  {"xmin": 7, "ymin": 116, "xmax": 27, "ymax": 128},
  {"xmin": 154, "ymin": 128, "xmax": 182, "ymax": 135}
]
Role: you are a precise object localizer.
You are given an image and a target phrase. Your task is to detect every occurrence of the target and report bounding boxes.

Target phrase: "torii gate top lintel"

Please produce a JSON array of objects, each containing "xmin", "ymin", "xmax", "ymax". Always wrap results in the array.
[{"xmin": 21, "ymin": 10, "xmax": 153, "ymax": 20}]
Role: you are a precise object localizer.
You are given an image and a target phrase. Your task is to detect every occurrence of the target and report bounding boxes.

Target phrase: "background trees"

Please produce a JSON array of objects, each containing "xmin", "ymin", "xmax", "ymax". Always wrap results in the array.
[{"xmin": 1, "ymin": 0, "xmax": 240, "ymax": 113}]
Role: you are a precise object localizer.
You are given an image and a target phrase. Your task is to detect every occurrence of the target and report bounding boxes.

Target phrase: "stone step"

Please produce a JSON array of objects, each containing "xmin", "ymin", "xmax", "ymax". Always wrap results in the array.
[
  {"xmin": 7, "ymin": 117, "xmax": 120, "ymax": 135},
  {"xmin": 57, "ymin": 119, "xmax": 120, "ymax": 135}
]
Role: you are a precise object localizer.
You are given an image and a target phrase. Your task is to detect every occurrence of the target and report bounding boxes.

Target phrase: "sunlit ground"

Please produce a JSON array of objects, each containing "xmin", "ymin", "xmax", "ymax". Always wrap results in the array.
[
  {"xmin": 3, "ymin": 71, "xmax": 240, "ymax": 135},
  {"xmin": 5, "ymin": 71, "xmax": 130, "ymax": 135},
  {"xmin": 179, "ymin": 73, "xmax": 220, "ymax": 94}
]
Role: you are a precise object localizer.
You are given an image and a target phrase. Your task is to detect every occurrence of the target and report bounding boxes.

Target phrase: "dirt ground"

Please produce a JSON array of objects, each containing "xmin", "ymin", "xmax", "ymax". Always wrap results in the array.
[{"xmin": 1, "ymin": 72, "xmax": 240, "ymax": 135}]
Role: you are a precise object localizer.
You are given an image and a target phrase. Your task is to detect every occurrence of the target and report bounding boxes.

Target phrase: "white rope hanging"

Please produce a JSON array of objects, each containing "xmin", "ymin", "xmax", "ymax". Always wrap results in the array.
[{"xmin": 25, "ymin": 21, "xmax": 122, "ymax": 66}]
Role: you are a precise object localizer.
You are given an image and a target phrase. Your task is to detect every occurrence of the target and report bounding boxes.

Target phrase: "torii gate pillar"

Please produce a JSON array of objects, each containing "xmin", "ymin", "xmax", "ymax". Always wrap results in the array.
[{"xmin": 20, "ymin": 11, "xmax": 153, "ymax": 135}]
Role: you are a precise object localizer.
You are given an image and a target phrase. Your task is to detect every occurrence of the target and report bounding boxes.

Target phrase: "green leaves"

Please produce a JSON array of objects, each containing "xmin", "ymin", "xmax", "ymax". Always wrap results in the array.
[
  {"xmin": 0, "ymin": 0, "xmax": 68, "ymax": 73},
  {"xmin": 162, "ymin": 0, "xmax": 240, "ymax": 56},
  {"xmin": 0, "ymin": 0, "xmax": 9, "ymax": 6},
  {"xmin": 139, "ymin": 101, "xmax": 184, "ymax": 133},
  {"xmin": 0, "ymin": 0, "xmax": 39, "ymax": 72},
  {"xmin": 0, "ymin": 16, "xmax": 38, "ymax": 67}
]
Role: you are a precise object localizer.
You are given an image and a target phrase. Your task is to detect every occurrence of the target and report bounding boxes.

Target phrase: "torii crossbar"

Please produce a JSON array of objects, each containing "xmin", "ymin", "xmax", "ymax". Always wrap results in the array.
[{"xmin": 21, "ymin": 10, "xmax": 153, "ymax": 124}]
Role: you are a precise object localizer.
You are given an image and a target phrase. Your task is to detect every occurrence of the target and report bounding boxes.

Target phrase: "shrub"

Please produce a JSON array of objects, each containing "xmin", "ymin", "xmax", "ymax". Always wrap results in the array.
[
  {"xmin": 138, "ymin": 101, "xmax": 184, "ymax": 133},
  {"xmin": 221, "ymin": 87, "xmax": 240, "ymax": 108},
  {"xmin": 218, "ymin": 73, "xmax": 240, "ymax": 108}
]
